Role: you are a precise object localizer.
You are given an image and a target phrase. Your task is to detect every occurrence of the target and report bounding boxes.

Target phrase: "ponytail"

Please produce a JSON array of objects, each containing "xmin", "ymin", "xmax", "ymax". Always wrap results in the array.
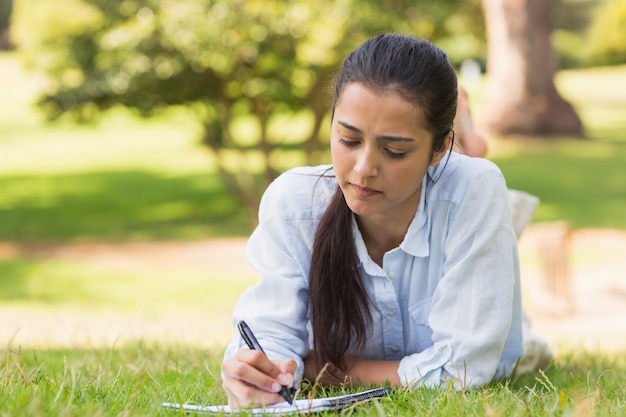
[{"xmin": 309, "ymin": 186, "xmax": 371, "ymax": 374}]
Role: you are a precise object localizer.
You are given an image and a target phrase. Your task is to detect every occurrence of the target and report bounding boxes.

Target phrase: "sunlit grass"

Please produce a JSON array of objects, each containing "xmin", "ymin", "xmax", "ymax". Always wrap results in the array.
[
  {"xmin": 490, "ymin": 139, "xmax": 626, "ymax": 229},
  {"xmin": 1, "ymin": 346, "xmax": 624, "ymax": 416},
  {"xmin": 0, "ymin": 52, "xmax": 211, "ymax": 174},
  {"xmin": 0, "ymin": 250, "xmax": 256, "ymax": 348},
  {"xmin": 556, "ymin": 64, "xmax": 626, "ymax": 106},
  {"xmin": 557, "ymin": 64, "xmax": 626, "ymax": 143},
  {"xmin": 0, "ymin": 170, "xmax": 252, "ymax": 242},
  {"xmin": 0, "ymin": 256, "xmax": 254, "ymax": 313}
]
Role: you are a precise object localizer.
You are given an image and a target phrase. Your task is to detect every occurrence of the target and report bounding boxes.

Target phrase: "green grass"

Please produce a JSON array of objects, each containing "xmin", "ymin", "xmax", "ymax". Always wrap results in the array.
[
  {"xmin": 491, "ymin": 140, "xmax": 626, "ymax": 229},
  {"xmin": 0, "ymin": 171, "xmax": 251, "ymax": 242},
  {"xmin": 0, "ymin": 256, "xmax": 253, "ymax": 314},
  {"xmin": 1, "ymin": 344, "xmax": 225, "ymax": 417},
  {"xmin": 0, "ymin": 51, "xmax": 252, "ymax": 242},
  {"xmin": 461, "ymin": 64, "xmax": 626, "ymax": 230},
  {"xmin": 1, "ymin": 346, "xmax": 625, "ymax": 416}
]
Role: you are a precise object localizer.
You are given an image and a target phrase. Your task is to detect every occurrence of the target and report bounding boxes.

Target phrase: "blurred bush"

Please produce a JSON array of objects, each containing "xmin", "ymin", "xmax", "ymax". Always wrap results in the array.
[
  {"xmin": 553, "ymin": 29, "xmax": 586, "ymax": 69},
  {"xmin": 584, "ymin": 0, "xmax": 626, "ymax": 66},
  {"xmin": 550, "ymin": 0, "xmax": 626, "ymax": 69},
  {"xmin": 9, "ymin": 0, "xmax": 486, "ymax": 218}
]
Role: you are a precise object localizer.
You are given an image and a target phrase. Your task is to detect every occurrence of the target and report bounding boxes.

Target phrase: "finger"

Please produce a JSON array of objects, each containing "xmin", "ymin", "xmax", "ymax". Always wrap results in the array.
[
  {"xmin": 222, "ymin": 353, "xmax": 286, "ymax": 394},
  {"xmin": 235, "ymin": 349, "xmax": 291, "ymax": 382},
  {"xmin": 222, "ymin": 378, "xmax": 284, "ymax": 409},
  {"xmin": 276, "ymin": 358, "xmax": 298, "ymax": 376},
  {"xmin": 275, "ymin": 359, "xmax": 298, "ymax": 387}
]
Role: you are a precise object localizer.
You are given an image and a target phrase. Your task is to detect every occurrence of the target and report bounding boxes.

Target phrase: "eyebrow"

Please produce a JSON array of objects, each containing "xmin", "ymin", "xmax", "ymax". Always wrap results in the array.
[{"xmin": 337, "ymin": 120, "xmax": 415, "ymax": 142}]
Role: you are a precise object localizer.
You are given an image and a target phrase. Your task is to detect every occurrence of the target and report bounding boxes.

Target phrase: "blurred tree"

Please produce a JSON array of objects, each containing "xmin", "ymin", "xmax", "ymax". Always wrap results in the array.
[
  {"xmin": 13, "ymin": 0, "xmax": 483, "ymax": 219},
  {"xmin": 0, "ymin": 0, "xmax": 12, "ymax": 50},
  {"xmin": 479, "ymin": 0, "xmax": 584, "ymax": 137}
]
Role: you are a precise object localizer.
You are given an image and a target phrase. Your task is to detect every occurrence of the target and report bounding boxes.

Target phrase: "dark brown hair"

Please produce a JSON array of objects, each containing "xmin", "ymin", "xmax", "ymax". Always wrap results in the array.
[{"xmin": 308, "ymin": 34, "xmax": 458, "ymax": 375}]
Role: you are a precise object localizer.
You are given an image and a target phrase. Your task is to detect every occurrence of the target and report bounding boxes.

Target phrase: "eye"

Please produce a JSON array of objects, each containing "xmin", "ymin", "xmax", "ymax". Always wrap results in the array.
[
  {"xmin": 384, "ymin": 148, "xmax": 408, "ymax": 159},
  {"xmin": 338, "ymin": 137, "xmax": 360, "ymax": 148}
]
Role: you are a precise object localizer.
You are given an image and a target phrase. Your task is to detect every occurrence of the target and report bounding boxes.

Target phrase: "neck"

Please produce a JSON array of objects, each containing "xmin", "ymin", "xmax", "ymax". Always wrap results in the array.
[{"xmin": 357, "ymin": 216, "xmax": 411, "ymax": 266}]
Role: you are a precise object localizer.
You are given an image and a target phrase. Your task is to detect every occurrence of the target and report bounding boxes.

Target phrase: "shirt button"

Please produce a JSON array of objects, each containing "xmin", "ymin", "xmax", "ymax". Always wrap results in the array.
[
  {"xmin": 391, "ymin": 346, "xmax": 400, "ymax": 353},
  {"xmin": 389, "ymin": 271, "xmax": 396, "ymax": 279},
  {"xmin": 387, "ymin": 311, "xmax": 396, "ymax": 317}
]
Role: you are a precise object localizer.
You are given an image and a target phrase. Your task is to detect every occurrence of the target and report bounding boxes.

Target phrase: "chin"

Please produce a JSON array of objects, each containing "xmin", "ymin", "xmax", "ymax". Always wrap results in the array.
[{"xmin": 345, "ymin": 200, "xmax": 379, "ymax": 218}]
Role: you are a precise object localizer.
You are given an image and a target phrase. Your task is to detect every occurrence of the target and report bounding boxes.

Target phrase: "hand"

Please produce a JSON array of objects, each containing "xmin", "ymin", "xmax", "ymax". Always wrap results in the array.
[{"xmin": 221, "ymin": 349, "xmax": 297, "ymax": 408}]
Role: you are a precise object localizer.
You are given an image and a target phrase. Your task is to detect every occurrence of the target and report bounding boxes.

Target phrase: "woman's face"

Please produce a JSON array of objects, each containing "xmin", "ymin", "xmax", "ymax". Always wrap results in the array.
[{"xmin": 331, "ymin": 83, "xmax": 448, "ymax": 224}]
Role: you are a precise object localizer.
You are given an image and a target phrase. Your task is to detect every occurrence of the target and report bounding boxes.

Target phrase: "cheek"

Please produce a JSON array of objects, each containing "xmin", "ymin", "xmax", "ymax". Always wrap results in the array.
[
  {"xmin": 330, "ymin": 141, "xmax": 347, "ymax": 169},
  {"xmin": 389, "ymin": 161, "xmax": 428, "ymax": 187}
]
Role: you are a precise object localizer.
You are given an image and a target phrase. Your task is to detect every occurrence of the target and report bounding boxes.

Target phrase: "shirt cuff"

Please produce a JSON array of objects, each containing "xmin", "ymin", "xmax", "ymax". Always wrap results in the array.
[{"xmin": 397, "ymin": 344, "xmax": 452, "ymax": 388}]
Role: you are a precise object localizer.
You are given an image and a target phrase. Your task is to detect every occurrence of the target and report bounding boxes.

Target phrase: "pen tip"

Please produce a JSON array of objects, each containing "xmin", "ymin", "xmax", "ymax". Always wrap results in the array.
[{"xmin": 281, "ymin": 388, "xmax": 293, "ymax": 405}]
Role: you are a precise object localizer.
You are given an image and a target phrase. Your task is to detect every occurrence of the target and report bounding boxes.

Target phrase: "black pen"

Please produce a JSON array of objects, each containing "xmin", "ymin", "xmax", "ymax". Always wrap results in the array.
[{"xmin": 237, "ymin": 320, "xmax": 294, "ymax": 405}]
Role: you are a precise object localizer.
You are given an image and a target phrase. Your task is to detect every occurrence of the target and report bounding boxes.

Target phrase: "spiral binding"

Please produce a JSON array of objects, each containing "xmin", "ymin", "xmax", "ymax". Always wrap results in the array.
[{"xmin": 326, "ymin": 387, "xmax": 392, "ymax": 409}]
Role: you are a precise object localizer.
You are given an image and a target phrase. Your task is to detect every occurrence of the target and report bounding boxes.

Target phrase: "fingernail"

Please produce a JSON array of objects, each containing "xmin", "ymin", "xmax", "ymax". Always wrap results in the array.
[
  {"xmin": 270, "ymin": 382, "xmax": 281, "ymax": 392},
  {"xmin": 278, "ymin": 373, "xmax": 292, "ymax": 386}
]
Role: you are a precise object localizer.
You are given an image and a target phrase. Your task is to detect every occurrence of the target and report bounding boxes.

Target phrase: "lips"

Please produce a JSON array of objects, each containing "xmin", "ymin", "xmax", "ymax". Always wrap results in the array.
[{"xmin": 351, "ymin": 183, "xmax": 380, "ymax": 197}]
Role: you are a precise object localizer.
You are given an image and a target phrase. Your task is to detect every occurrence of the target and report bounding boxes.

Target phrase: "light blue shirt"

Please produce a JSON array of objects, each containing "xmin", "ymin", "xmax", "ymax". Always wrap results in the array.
[{"xmin": 224, "ymin": 151, "xmax": 523, "ymax": 389}]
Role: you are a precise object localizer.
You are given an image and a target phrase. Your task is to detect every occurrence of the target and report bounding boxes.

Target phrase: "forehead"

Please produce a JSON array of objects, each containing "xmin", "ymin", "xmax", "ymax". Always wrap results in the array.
[{"xmin": 334, "ymin": 83, "xmax": 427, "ymax": 132}]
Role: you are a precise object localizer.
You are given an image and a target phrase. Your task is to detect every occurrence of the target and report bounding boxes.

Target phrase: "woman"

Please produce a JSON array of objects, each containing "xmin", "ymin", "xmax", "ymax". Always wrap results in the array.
[{"xmin": 221, "ymin": 33, "xmax": 523, "ymax": 408}]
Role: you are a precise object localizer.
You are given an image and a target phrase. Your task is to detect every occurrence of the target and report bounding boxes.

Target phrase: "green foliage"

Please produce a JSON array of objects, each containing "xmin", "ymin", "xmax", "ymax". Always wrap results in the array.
[
  {"xmin": 552, "ymin": 29, "xmax": 586, "ymax": 69},
  {"xmin": 2, "ymin": 58, "xmax": 626, "ymax": 243},
  {"xmin": 552, "ymin": 0, "xmax": 596, "ymax": 69},
  {"xmin": 584, "ymin": 0, "xmax": 626, "ymax": 66},
  {"xmin": 1, "ymin": 346, "xmax": 625, "ymax": 416},
  {"xmin": 11, "ymin": 0, "xmax": 485, "ymax": 216}
]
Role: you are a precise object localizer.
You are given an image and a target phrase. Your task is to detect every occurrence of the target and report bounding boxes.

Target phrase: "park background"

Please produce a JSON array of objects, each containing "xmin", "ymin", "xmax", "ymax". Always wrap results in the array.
[{"xmin": 1, "ymin": 0, "xmax": 626, "ymax": 415}]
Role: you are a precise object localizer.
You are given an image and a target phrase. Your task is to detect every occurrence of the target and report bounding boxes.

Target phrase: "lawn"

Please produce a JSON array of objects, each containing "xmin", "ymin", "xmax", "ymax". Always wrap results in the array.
[
  {"xmin": 0, "ymin": 51, "xmax": 252, "ymax": 242},
  {"xmin": 1, "ymin": 52, "xmax": 626, "ymax": 416},
  {"xmin": 2, "ymin": 345, "xmax": 625, "ymax": 416},
  {"xmin": 464, "ymin": 65, "xmax": 626, "ymax": 230}
]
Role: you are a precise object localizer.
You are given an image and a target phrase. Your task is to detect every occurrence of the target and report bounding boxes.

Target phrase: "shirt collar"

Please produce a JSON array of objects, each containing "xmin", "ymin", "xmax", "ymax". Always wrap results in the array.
[
  {"xmin": 351, "ymin": 176, "xmax": 430, "ymax": 274},
  {"xmin": 398, "ymin": 177, "xmax": 430, "ymax": 258},
  {"xmin": 352, "ymin": 215, "xmax": 380, "ymax": 274}
]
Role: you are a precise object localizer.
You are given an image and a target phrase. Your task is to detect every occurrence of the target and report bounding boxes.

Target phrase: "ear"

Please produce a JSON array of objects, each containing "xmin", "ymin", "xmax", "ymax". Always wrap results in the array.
[{"xmin": 430, "ymin": 131, "xmax": 453, "ymax": 166}]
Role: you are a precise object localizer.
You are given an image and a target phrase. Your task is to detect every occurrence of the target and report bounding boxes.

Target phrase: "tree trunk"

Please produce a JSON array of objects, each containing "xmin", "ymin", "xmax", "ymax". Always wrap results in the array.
[
  {"xmin": 479, "ymin": 0, "xmax": 584, "ymax": 137},
  {"xmin": 0, "ymin": 0, "xmax": 13, "ymax": 50}
]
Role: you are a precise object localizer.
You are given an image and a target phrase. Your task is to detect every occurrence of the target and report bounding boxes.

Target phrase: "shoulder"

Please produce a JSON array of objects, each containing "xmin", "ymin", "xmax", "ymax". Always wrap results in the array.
[
  {"xmin": 444, "ymin": 151, "xmax": 502, "ymax": 178},
  {"xmin": 427, "ymin": 151, "xmax": 507, "ymax": 202},
  {"xmin": 258, "ymin": 165, "xmax": 337, "ymax": 221}
]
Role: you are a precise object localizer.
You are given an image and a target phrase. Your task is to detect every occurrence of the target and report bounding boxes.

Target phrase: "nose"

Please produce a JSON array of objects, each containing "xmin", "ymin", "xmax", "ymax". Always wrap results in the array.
[{"xmin": 354, "ymin": 146, "xmax": 379, "ymax": 178}]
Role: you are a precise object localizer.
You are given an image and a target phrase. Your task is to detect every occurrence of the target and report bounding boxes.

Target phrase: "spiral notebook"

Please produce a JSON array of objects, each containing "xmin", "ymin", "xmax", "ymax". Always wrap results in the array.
[{"xmin": 162, "ymin": 386, "xmax": 392, "ymax": 415}]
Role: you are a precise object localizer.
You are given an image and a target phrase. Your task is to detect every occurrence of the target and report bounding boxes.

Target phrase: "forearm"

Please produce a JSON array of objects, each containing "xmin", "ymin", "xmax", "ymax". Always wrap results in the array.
[
  {"xmin": 304, "ymin": 355, "xmax": 401, "ymax": 387},
  {"xmin": 344, "ymin": 357, "xmax": 402, "ymax": 387}
]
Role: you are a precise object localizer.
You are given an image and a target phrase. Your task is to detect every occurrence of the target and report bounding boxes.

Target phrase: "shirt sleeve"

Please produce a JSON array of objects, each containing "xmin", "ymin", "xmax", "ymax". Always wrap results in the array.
[
  {"xmin": 222, "ymin": 173, "xmax": 315, "ymax": 382},
  {"xmin": 398, "ymin": 169, "xmax": 523, "ymax": 389}
]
